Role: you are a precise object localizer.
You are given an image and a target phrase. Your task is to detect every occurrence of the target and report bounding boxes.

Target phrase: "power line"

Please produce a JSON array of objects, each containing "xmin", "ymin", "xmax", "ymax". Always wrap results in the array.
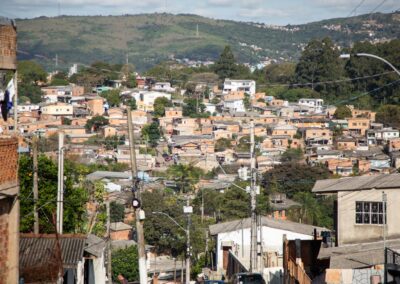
[
  {"xmin": 335, "ymin": 78, "xmax": 400, "ymax": 105},
  {"xmin": 347, "ymin": 0, "xmax": 367, "ymax": 17},
  {"xmin": 258, "ymin": 71, "xmax": 394, "ymax": 88},
  {"xmin": 369, "ymin": 0, "xmax": 389, "ymax": 15}
]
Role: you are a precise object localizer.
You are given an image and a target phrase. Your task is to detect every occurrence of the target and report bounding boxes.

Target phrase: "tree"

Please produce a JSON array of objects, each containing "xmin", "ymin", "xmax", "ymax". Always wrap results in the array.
[
  {"xmin": 376, "ymin": 105, "xmax": 400, "ymax": 128},
  {"xmin": 281, "ymin": 148, "xmax": 304, "ymax": 163},
  {"xmin": 19, "ymin": 155, "xmax": 88, "ymax": 233},
  {"xmin": 112, "ymin": 246, "xmax": 139, "ymax": 282},
  {"xmin": 125, "ymin": 97, "xmax": 137, "ymax": 110},
  {"xmin": 18, "ymin": 60, "xmax": 47, "ymax": 85},
  {"xmin": 85, "ymin": 115, "xmax": 109, "ymax": 132},
  {"xmin": 264, "ymin": 62, "xmax": 296, "ymax": 84},
  {"xmin": 334, "ymin": 105, "xmax": 352, "ymax": 119},
  {"xmin": 50, "ymin": 71, "xmax": 69, "ymax": 86},
  {"xmin": 141, "ymin": 122, "xmax": 161, "ymax": 146},
  {"xmin": 141, "ymin": 190, "xmax": 186, "ymax": 254},
  {"xmin": 183, "ymin": 97, "xmax": 208, "ymax": 118},
  {"xmin": 213, "ymin": 46, "xmax": 237, "ymax": 79},
  {"xmin": 243, "ymin": 93, "xmax": 251, "ymax": 110},
  {"xmin": 153, "ymin": 97, "xmax": 173, "ymax": 117},
  {"xmin": 215, "ymin": 138, "xmax": 232, "ymax": 152},
  {"xmin": 294, "ymin": 38, "xmax": 350, "ymax": 101},
  {"xmin": 166, "ymin": 164, "xmax": 204, "ymax": 194},
  {"xmin": 100, "ymin": 89, "xmax": 121, "ymax": 107},
  {"xmin": 19, "ymin": 83, "xmax": 43, "ymax": 104},
  {"xmin": 110, "ymin": 201, "xmax": 125, "ymax": 223},
  {"xmin": 262, "ymin": 164, "xmax": 331, "ymax": 198}
]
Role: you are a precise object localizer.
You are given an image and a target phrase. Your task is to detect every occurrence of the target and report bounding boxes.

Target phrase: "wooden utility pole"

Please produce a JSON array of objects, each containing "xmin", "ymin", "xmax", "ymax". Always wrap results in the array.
[
  {"xmin": 127, "ymin": 108, "xmax": 147, "ymax": 284},
  {"xmin": 106, "ymin": 196, "xmax": 112, "ymax": 283},
  {"xmin": 32, "ymin": 135, "xmax": 39, "ymax": 234}
]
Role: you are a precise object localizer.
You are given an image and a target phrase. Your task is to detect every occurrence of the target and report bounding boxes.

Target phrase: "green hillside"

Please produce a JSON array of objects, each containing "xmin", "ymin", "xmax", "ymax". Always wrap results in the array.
[{"xmin": 16, "ymin": 12, "xmax": 400, "ymax": 71}]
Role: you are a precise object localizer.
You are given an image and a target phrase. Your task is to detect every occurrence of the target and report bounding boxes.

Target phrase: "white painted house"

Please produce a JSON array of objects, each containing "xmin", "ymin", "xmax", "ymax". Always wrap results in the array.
[
  {"xmin": 223, "ymin": 99, "xmax": 245, "ymax": 112},
  {"xmin": 129, "ymin": 91, "xmax": 171, "ymax": 112},
  {"xmin": 223, "ymin": 79, "xmax": 256, "ymax": 96},
  {"xmin": 153, "ymin": 82, "xmax": 176, "ymax": 93},
  {"xmin": 209, "ymin": 217, "xmax": 325, "ymax": 276},
  {"xmin": 298, "ymin": 98, "xmax": 324, "ymax": 113}
]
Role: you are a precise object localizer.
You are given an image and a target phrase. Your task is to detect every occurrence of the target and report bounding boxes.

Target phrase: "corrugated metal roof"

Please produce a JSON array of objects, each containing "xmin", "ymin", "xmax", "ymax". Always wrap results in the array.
[
  {"xmin": 209, "ymin": 216, "xmax": 327, "ymax": 236},
  {"xmin": 318, "ymin": 238, "xmax": 400, "ymax": 269},
  {"xmin": 312, "ymin": 173, "xmax": 400, "ymax": 193},
  {"xmin": 20, "ymin": 234, "xmax": 86, "ymax": 269}
]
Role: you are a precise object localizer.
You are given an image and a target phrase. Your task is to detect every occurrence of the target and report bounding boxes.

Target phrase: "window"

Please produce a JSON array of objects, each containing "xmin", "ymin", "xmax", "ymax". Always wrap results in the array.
[{"xmin": 355, "ymin": 201, "xmax": 386, "ymax": 224}]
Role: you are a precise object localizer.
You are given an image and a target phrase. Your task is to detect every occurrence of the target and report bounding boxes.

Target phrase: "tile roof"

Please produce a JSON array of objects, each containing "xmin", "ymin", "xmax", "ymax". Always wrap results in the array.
[{"xmin": 312, "ymin": 173, "xmax": 400, "ymax": 193}]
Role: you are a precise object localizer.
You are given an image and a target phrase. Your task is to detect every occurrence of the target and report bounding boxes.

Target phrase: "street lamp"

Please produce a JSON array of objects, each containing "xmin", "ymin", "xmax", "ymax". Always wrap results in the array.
[
  {"xmin": 339, "ymin": 53, "xmax": 400, "ymax": 77},
  {"xmin": 152, "ymin": 211, "xmax": 191, "ymax": 284}
]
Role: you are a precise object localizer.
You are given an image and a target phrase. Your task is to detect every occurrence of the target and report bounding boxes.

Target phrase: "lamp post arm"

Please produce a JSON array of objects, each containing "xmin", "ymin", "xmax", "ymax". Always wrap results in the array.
[
  {"xmin": 152, "ymin": 211, "xmax": 187, "ymax": 233},
  {"xmin": 356, "ymin": 53, "xmax": 400, "ymax": 77}
]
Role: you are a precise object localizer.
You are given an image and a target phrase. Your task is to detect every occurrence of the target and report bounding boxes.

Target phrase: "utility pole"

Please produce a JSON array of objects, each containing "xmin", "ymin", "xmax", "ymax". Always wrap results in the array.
[
  {"xmin": 56, "ymin": 131, "xmax": 64, "ymax": 234},
  {"xmin": 249, "ymin": 119, "xmax": 258, "ymax": 272},
  {"xmin": 383, "ymin": 191, "xmax": 387, "ymax": 284},
  {"xmin": 106, "ymin": 196, "xmax": 112, "ymax": 283},
  {"xmin": 32, "ymin": 135, "xmax": 39, "ymax": 234},
  {"xmin": 185, "ymin": 198, "xmax": 191, "ymax": 284},
  {"xmin": 127, "ymin": 108, "xmax": 147, "ymax": 284}
]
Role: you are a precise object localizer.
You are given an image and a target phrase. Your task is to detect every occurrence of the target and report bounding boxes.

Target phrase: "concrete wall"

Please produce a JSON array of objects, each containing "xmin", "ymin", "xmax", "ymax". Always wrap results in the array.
[
  {"xmin": 216, "ymin": 226, "xmax": 313, "ymax": 272},
  {"xmin": 337, "ymin": 188, "xmax": 400, "ymax": 246},
  {"xmin": 0, "ymin": 137, "xmax": 19, "ymax": 284}
]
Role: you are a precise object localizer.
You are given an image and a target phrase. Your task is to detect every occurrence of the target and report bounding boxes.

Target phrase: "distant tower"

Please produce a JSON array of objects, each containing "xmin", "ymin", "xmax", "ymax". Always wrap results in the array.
[
  {"xmin": 196, "ymin": 24, "xmax": 199, "ymax": 38},
  {"xmin": 54, "ymin": 54, "xmax": 58, "ymax": 72}
]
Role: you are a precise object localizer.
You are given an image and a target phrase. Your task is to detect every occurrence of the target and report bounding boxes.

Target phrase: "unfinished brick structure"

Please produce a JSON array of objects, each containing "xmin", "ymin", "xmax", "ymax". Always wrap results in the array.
[{"xmin": 0, "ymin": 137, "xmax": 19, "ymax": 284}]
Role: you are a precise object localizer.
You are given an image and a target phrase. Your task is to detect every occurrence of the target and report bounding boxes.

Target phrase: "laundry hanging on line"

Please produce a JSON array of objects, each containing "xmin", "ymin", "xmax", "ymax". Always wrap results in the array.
[{"xmin": 0, "ymin": 78, "xmax": 15, "ymax": 121}]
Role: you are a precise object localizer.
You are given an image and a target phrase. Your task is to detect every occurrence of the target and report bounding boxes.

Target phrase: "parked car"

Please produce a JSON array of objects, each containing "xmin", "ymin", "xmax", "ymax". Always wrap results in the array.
[{"xmin": 231, "ymin": 273, "xmax": 265, "ymax": 284}]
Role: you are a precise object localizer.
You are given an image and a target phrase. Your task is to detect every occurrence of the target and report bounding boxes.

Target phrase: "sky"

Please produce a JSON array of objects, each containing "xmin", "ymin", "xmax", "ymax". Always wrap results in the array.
[{"xmin": 0, "ymin": 0, "xmax": 399, "ymax": 25}]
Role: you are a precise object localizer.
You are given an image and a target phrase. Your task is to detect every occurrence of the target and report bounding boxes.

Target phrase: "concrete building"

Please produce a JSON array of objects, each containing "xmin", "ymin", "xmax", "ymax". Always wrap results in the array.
[
  {"xmin": 209, "ymin": 217, "xmax": 325, "ymax": 278},
  {"xmin": 129, "ymin": 91, "xmax": 171, "ymax": 112},
  {"xmin": 41, "ymin": 102, "xmax": 74, "ymax": 117},
  {"xmin": 298, "ymin": 98, "xmax": 324, "ymax": 113},
  {"xmin": 313, "ymin": 173, "xmax": 400, "ymax": 246},
  {"xmin": 223, "ymin": 79, "xmax": 256, "ymax": 96},
  {"xmin": 153, "ymin": 82, "xmax": 175, "ymax": 93},
  {"xmin": 0, "ymin": 137, "xmax": 19, "ymax": 283}
]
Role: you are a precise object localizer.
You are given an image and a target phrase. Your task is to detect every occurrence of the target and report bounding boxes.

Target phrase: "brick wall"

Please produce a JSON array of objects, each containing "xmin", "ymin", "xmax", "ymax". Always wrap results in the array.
[
  {"xmin": 0, "ymin": 199, "xmax": 10, "ymax": 282},
  {"xmin": 0, "ymin": 24, "xmax": 17, "ymax": 70},
  {"xmin": 0, "ymin": 137, "xmax": 19, "ymax": 284},
  {"xmin": 0, "ymin": 138, "xmax": 18, "ymax": 184}
]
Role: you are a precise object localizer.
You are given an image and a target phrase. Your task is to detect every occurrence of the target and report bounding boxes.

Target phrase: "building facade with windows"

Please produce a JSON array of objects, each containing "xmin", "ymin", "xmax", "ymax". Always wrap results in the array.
[
  {"xmin": 223, "ymin": 79, "xmax": 256, "ymax": 96},
  {"xmin": 313, "ymin": 174, "xmax": 400, "ymax": 246}
]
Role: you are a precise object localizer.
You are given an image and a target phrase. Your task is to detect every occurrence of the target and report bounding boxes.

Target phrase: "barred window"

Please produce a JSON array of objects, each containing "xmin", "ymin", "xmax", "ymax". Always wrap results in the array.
[{"xmin": 355, "ymin": 201, "xmax": 386, "ymax": 224}]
